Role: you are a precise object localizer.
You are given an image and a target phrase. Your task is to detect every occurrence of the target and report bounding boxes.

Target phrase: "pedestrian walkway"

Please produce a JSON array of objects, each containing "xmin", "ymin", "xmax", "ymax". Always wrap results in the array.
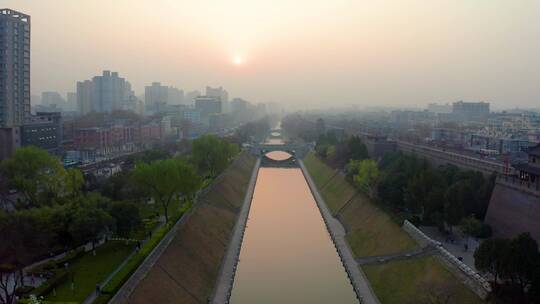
[
  {"xmin": 419, "ymin": 226, "xmax": 480, "ymax": 271},
  {"xmin": 355, "ymin": 246, "xmax": 437, "ymax": 265}
]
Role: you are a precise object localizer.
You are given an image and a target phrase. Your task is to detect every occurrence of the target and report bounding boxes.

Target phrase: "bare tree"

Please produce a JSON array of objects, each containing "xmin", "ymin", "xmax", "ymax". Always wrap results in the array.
[{"xmin": 0, "ymin": 266, "xmax": 22, "ymax": 304}]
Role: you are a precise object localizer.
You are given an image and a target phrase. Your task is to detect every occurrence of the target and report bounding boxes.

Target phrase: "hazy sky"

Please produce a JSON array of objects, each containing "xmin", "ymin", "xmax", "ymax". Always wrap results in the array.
[{"xmin": 4, "ymin": 0, "xmax": 540, "ymax": 108}]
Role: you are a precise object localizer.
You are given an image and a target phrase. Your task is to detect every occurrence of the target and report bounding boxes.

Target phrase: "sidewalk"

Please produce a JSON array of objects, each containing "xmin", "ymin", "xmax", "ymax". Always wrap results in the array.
[{"xmin": 419, "ymin": 226, "xmax": 480, "ymax": 271}]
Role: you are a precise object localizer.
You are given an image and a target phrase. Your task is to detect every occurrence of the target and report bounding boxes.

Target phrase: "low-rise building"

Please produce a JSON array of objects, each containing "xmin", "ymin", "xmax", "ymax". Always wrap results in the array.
[
  {"xmin": 20, "ymin": 112, "xmax": 62, "ymax": 154},
  {"xmin": 363, "ymin": 135, "xmax": 397, "ymax": 159},
  {"xmin": 513, "ymin": 144, "xmax": 540, "ymax": 191}
]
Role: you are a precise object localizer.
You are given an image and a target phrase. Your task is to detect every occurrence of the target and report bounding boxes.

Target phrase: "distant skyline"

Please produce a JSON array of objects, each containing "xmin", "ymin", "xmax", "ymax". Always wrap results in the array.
[{"xmin": 4, "ymin": 0, "xmax": 540, "ymax": 109}]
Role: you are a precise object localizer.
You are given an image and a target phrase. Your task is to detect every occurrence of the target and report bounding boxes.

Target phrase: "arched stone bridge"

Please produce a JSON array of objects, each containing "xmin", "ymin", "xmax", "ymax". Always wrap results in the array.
[
  {"xmin": 250, "ymin": 142, "xmax": 311, "ymax": 158},
  {"xmin": 250, "ymin": 142, "xmax": 312, "ymax": 168}
]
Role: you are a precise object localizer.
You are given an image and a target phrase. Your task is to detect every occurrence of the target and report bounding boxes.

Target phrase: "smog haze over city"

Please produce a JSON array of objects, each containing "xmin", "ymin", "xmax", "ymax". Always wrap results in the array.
[
  {"xmin": 3, "ymin": 2, "xmax": 540, "ymax": 304},
  {"xmin": 5, "ymin": 0, "xmax": 540, "ymax": 109}
]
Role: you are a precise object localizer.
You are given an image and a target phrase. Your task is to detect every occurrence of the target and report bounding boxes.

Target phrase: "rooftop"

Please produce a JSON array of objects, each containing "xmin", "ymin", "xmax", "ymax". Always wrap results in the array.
[
  {"xmin": 527, "ymin": 143, "xmax": 540, "ymax": 157},
  {"xmin": 0, "ymin": 9, "xmax": 30, "ymax": 23}
]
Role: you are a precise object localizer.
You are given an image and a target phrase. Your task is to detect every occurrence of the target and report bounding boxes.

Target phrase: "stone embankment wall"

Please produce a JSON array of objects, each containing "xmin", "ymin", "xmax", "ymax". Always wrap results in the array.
[
  {"xmin": 120, "ymin": 153, "xmax": 256, "ymax": 304},
  {"xmin": 402, "ymin": 220, "xmax": 491, "ymax": 299}
]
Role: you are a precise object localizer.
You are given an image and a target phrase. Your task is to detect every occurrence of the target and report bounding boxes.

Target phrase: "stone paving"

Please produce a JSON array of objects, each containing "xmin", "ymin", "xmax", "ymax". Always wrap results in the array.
[{"xmin": 419, "ymin": 226, "xmax": 480, "ymax": 272}]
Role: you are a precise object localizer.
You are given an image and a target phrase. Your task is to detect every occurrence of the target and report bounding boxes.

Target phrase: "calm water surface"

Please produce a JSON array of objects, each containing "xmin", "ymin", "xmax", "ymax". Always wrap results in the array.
[
  {"xmin": 229, "ymin": 166, "xmax": 357, "ymax": 303},
  {"xmin": 264, "ymin": 151, "xmax": 292, "ymax": 161},
  {"xmin": 265, "ymin": 138, "xmax": 284, "ymax": 145}
]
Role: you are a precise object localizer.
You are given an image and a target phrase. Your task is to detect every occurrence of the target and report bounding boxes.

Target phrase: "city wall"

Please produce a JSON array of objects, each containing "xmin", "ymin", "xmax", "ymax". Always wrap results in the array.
[
  {"xmin": 485, "ymin": 179, "xmax": 540, "ymax": 242},
  {"xmin": 396, "ymin": 141, "xmax": 508, "ymax": 176}
]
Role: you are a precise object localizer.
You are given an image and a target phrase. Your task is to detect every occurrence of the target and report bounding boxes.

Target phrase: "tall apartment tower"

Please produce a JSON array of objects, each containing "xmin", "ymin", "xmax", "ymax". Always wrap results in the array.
[
  {"xmin": 76, "ymin": 71, "xmax": 134, "ymax": 114},
  {"xmin": 206, "ymin": 86, "xmax": 229, "ymax": 113},
  {"xmin": 145, "ymin": 82, "xmax": 168, "ymax": 113},
  {"xmin": 0, "ymin": 9, "xmax": 31, "ymax": 127}
]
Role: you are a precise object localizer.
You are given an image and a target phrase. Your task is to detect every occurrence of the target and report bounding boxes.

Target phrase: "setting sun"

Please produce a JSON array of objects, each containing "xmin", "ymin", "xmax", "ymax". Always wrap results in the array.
[{"xmin": 233, "ymin": 56, "xmax": 243, "ymax": 65}]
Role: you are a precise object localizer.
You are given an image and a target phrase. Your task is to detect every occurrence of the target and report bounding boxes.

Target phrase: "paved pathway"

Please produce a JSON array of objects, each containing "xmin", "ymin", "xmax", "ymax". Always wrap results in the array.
[
  {"xmin": 356, "ymin": 246, "xmax": 436, "ymax": 265},
  {"xmin": 419, "ymin": 226, "xmax": 480, "ymax": 271},
  {"xmin": 83, "ymin": 247, "xmax": 138, "ymax": 304},
  {"xmin": 109, "ymin": 209, "xmax": 192, "ymax": 303},
  {"xmin": 211, "ymin": 159, "xmax": 260, "ymax": 304},
  {"xmin": 299, "ymin": 160, "xmax": 380, "ymax": 304}
]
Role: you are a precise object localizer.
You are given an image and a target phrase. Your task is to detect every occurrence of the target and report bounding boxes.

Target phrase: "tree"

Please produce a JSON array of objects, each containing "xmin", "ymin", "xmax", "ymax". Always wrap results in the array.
[
  {"xmin": 348, "ymin": 136, "xmax": 368, "ymax": 161},
  {"xmin": 191, "ymin": 135, "xmax": 238, "ymax": 177},
  {"xmin": 109, "ymin": 201, "xmax": 141, "ymax": 238},
  {"xmin": 132, "ymin": 159, "xmax": 201, "ymax": 222},
  {"xmin": 474, "ymin": 238, "xmax": 510, "ymax": 282},
  {"xmin": 138, "ymin": 149, "xmax": 171, "ymax": 164},
  {"xmin": 460, "ymin": 216, "xmax": 491, "ymax": 238},
  {"xmin": 352, "ymin": 159, "xmax": 380, "ymax": 198},
  {"xmin": 100, "ymin": 171, "xmax": 144, "ymax": 201},
  {"xmin": 0, "ymin": 211, "xmax": 52, "ymax": 303},
  {"xmin": 405, "ymin": 174, "xmax": 428, "ymax": 215},
  {"xmin": 0, "ymin": 265, "xmax": 21, "ymax": 304},
  {"xmin": 378, "ymin": 171, "xmax": 408, "ymax": 209},
  {"xmin": 0, "ymin": 147, "xmax": 77, "ymax": 207},
  {"xmin": 0, "ymin": 174, "xmax": 11, "ymax": 210},
  {"xmin": 505, "ymin": 233, "xmax": 539, "ymax": 294},
  {"xmin": 66, "ymin": 168, "xmax": 84, "ymax": 200},
  {"xmin": 68, "ymin": 206, "xmax": 113, "ymax": 250},
  {"xmin": 444, "ymin": 182, "xmax": 469, "ymax": 232}
]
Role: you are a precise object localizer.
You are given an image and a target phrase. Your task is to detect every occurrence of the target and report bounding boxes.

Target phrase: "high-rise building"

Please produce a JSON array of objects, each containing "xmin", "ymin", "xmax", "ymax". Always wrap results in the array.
[
  {"xmin": 76, "ymin": 71, "xmax": 134, "ymax": 114},
  {"xmin": 0, "ymin": 9, "xmax": 31, "ymax": 127},
  {"xmin": 167, "ymin": 86, "xmax": 184, "ymax": 105},
  {"xmin": 427, "ymin": 103, "xmax": 452, "ymax": 114},
  {"xmin": 206, "ymin": 86, "xmax": 229, "ymax": 112},
  {"xmin": 185, "ymin": 90, "xmax": 201, "ymax": 105},
  {"xmin": 66, "ymin": 92, "xmax": 77, "ymax": 112},
  {"xmin": 41, "ymin": 91, "xmax": 66, "ymax": 108},
  {"xmin": 145, "ymin": 82, "xmax": 168, "ymax": 113},
  {"xmin": 77, "ymin": 80, "xmax": 93, "ymax": 115},
  {"xmin": 195, "ymin": 96, "xmax": 222, "ymax": 123},
  {"xmin": 452, "ymin": 101, "xmax": 490, "ymax": 123}
]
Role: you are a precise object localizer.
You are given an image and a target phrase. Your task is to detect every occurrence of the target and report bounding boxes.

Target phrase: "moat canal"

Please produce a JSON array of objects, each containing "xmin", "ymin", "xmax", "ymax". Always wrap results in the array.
[{"xmin": 229, "ymin": 151, "xmax": 357, "ymax": 303}]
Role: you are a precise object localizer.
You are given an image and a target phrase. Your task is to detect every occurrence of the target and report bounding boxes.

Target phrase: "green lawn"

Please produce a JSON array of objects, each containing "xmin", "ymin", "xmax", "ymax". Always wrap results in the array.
[
  {"xmin": 363, "ymin": 256, "xmax": 483, "ymax": 304},
  {"xmin": 303, "ymin": 152, "xmax": 336, "ymax": 188},
  {"xmin": 139, "ymin": 198, "xmax": 183, "ymax": 220},
  {"xmin": 303, "ymin": 152, "xmax": 416, "ymax": 257},
  {"xmin": 45, "ymin": 241, "xmax": 134, "ymax": 302},
  {"xmin": 342, "ymin": 194, "xmax": 416, "ymax": 257},
  {"xmin": 304, "ymin": 152, "xmax": 356, "ymax": 213}
]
